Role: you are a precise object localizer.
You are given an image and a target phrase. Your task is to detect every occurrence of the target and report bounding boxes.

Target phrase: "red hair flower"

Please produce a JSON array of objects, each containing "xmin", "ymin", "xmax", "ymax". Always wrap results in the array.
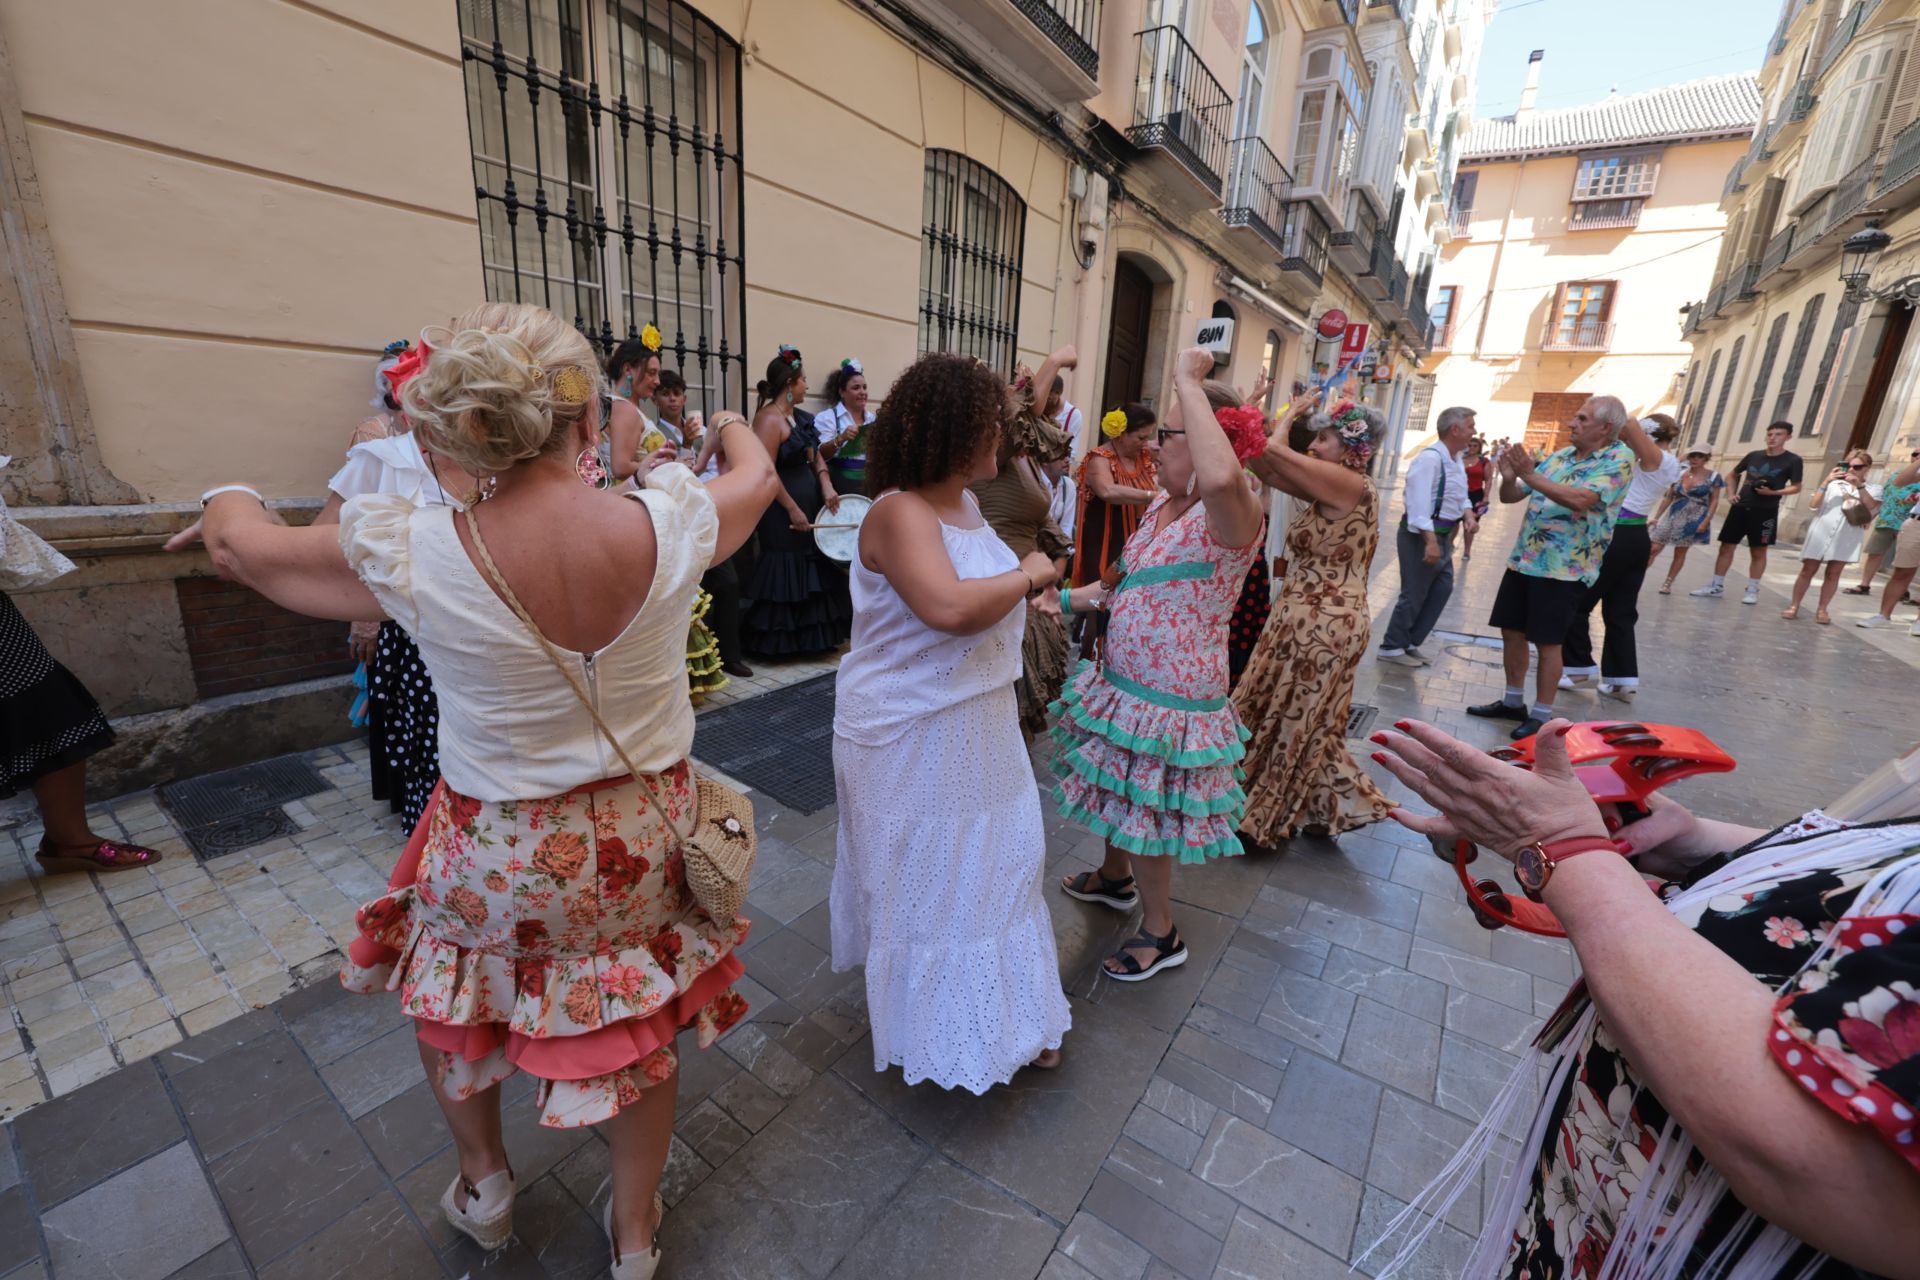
[
  {"xmin": 383, "ymin": 338, "xmax": 433, "ymax": 403},
  {"xmin": 1215, "ymin": 405, "xmax": 1269, "ymax": 463}
]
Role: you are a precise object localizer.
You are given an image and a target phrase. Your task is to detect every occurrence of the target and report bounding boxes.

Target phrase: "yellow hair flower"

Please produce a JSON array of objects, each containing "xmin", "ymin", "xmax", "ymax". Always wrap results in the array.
[
  {"xmin": 1101, "ymin": 409, "xmax": 1129, "ymax": 439},
  {"xmin": 640, "ymin": 323, "xmax": 662, "ymax": 353}
]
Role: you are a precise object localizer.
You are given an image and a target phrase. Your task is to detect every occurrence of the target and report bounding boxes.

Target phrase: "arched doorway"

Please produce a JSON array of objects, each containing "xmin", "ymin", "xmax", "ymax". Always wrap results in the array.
[{"xmin": 1104, "ymin": 257, "xmax": 1155, "ymax": 410}]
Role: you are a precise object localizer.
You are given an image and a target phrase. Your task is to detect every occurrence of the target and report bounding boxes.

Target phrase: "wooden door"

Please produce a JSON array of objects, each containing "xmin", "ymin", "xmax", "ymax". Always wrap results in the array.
[
  {"xmin": 1525, "ymin": 391, "xmax": 1587, "ymax": 454},
  {"xmin": 1848, "ymin": 301, "xmax": 1915, "ymax": 453},
  {"xmin": 1104, "ymin": 258, "xmax": 1153, "ymax": 413}
]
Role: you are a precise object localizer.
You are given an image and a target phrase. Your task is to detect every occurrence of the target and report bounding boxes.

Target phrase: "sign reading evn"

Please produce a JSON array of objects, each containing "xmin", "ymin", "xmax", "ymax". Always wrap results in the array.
[{"xmin": 1194, "ymin": 317, "xmax": 1235, "ymax": 356}]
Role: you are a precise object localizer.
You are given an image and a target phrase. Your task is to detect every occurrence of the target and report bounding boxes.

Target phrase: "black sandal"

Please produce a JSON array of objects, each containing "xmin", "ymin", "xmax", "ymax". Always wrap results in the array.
[
  {"xmin": 1103, "ymin": 925, "xmax": 1187, "ymax": 983},
  {"xmin": 1060, "ymin": 869, "xmax": 1138, "ymax": 911}
]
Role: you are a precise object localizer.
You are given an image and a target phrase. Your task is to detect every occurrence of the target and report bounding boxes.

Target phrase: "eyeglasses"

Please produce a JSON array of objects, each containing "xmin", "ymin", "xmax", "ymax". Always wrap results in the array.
[{"xmin": 1157, "ymin": 428, "xmax": 1185, "ymax": 444}]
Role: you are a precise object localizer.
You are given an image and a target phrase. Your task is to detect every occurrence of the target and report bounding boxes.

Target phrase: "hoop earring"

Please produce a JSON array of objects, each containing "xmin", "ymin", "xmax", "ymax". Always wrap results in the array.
[{"xmin": 575, "ymin": 447, "xmax": 610, "ymax": 490}]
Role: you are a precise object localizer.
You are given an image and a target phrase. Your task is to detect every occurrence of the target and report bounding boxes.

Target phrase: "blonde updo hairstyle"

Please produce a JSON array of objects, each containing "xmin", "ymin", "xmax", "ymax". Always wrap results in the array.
[{"xmin": 400, "ymin": 302, "xmax": 603, "ymax": 476}]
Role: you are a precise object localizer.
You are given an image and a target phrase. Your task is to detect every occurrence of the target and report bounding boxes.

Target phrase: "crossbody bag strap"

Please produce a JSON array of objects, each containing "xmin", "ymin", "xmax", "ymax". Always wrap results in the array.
[{"xmin": 460, "ymin": 505, "xmax": 686, "ymax": 843}]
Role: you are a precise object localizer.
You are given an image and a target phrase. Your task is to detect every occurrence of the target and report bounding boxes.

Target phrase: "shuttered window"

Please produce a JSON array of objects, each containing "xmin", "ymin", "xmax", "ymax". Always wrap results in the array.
[
  {"xmin": 1772, "ymin": 294, "xmax": 1828, "ymax": 422},
  {"xmin": 1802, "ymin": 297, "xmax": 1861, "ymax": 435},
  {"xmin": 1709, "ymin": 336, "xmax": 1745, "ymax": 445},
  {"xmin": 1692, "ymin": 347, "xmax": 1724, "ymax": 433},
  {"xmin": 1739, "ymin": 313, "xmax": 1792, "ymax": 443}
]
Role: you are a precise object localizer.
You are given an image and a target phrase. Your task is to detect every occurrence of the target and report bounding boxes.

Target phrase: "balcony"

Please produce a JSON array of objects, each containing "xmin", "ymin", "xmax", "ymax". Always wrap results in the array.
[
  {"xmin": 1817, "ymin": 0, "xmax": 1877, "ymax": 83},
  {"xmin": 1127, "ymin": 25, "xmax": 1231, "ymax": 197},
  {"xmin": 1830, "ymin": 151, "xmax": 1879, "ymax": 225},
  {"xmin": 1219, "ymin": 136, "xmax": 1293, "ymax": 254},
  {"xmin": 1879, "ymin": 117, "xmax": 1920, "ymax": 206},
  {"xmin": 1358, "ymin": 230, "xmax": 1393, "ymax": 299},
  {"xmin": 1569, "ymin": 198, "xmax": 1642, "ymax": 231},
  {"xmin": 1408, "ymin": 293, "xmax": 1431, "ymax": 354},
  {"xmin": 1722, "ymin": 156, "xmax": 1748, "ymax": 202},
  {"xmin": 1443, "ymin": 12, "xmax": 1464, "ymax": 60},
  {"xmin": 903, "ymin": 0, "xmax": 1101, "ymax": 102},
  {"xmin": 1429, "ymin": 316, "xmax": 1456, "ymax": 351},
  {"xmin": 1541, "ymin": 317, "xmax": 1614, "ymax": 353},
  {"xmin": 1449, "ymin": 206, "xmax": 1473, "ymax": 238},
  {"xmin": 1788, "ymin": 76, "xmax": 1817, "ymax": 123},
  {"xmin": 1325, "ymin": 0, "xmax": 1360, "ymax": 25},
  {"xmin": 1758, "ymin": 223, "xmax": 1798, "ymax": 283},
  {"xmin": 1328, "ymin": 197, "xmax": 1378, "ymax": 274},
  {"xmin": 1721, "ymin": 261, "xmax": 1761, "ymax": 316},
  {"xmin": 1276, "ymin": 201, "xmax": 1331, "ymax": 295}
]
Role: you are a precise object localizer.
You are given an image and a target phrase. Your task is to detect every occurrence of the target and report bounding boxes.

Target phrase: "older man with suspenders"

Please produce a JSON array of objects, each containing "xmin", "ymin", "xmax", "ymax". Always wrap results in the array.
[{"xmin": 1379, "ymin": 406, "xmax": 1478, "ymax": 666}]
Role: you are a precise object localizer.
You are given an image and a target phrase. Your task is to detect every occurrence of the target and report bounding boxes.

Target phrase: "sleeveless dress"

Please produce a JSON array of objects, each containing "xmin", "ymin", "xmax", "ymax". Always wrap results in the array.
[
  {"xmin": 1050, "ymin": 493, "xmax": 1260, "ymax": 862},
  {"xmin": 742, "ymin": 410, "xmax": 851, "ymax": 657},
  {"xmin": 1234, "ymin": 481, "xmax": 1392, "ymax": 844},
  {"xmin": 831, "ymin": 491, "xmax": 1070, "ymax": 1092},
  {"xmin": 1649, "ymin": 471, "xmax": 1724, "ymax": 547},
  {"xmin": 338, "ymin": 467, "xmax": 749, "ymax": 1128},
  {"xmin": 972, "ymin": 421, "xmax": 1072, "ymax": 740}
]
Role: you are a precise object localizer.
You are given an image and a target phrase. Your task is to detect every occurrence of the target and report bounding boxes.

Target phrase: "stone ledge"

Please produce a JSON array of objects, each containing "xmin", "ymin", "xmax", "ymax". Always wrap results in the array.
[
  {"xmin": 88, "ymin": 673, "xmax": 359, "ymax": 798},
  {"xmin": 11, "ymin": 498, "xmax": 327, "ymax": 554}
]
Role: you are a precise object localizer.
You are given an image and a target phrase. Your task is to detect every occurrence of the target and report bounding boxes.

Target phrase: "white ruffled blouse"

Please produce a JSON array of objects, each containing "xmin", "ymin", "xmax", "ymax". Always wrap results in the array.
[{"xmin": 339, "ymin": 463, "xmax": 718, "ymax": 802}]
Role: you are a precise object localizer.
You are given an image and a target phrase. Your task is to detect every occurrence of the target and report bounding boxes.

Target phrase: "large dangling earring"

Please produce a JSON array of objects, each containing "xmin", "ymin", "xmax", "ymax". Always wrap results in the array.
[
  {"xmin": 1186, "ymin": 473, "xmax": 1199, "ymax": 497},
  {"xmin": 472, "ymin": 473, "xmax": 500, "ymax": 505},
  {"xmin": 575, "ymin": 447, "xmax": 610, "ymax": 490}
]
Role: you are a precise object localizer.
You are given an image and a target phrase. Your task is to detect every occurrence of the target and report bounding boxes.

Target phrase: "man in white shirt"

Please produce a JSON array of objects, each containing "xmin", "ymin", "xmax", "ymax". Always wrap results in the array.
[
  {"xmin": 1379, "ymin": 406, "xmax": 1477, "ymax": 666},
  {"xmin": 1051, "ymin": 381, "xmax": 1085, "ymax": 448}
]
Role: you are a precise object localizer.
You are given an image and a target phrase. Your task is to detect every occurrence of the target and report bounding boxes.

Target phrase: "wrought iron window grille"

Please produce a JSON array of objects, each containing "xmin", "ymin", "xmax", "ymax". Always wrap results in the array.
[
  {"xmin": 919, "ymin": 150, "xmax": 1026, "ymax": 375},
  {"xmin": 457, "ymin": 0, "xmax": 747, "ymax": 411}
]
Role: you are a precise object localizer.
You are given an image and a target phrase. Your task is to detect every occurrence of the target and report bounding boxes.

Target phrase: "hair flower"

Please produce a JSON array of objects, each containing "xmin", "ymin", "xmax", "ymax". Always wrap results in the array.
[
  {"xmin": 1214, "ymin": 405, "xmax": 1269, "ymax": 463},
  {"xmin": 1101, "ymin": 409, "xmax": 1130, "ymax": 439},
  {"xmin": 841, "ymin": 356, "xmax": 863, "ymax": 374},
  {"xmin": 1327, "ymin": 400, "xmax": 1376, "ymax": 470},
  {"xmin": 383, "ymin": 338, "xmax": 433, "ymax": 401},
  {"xmin": 640, "ymin": 323, "xmax": 662, "ymax": 353}
]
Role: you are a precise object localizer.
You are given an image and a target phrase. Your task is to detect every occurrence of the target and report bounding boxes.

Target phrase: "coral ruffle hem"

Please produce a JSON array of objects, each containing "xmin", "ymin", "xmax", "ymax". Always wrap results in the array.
[{"xmin": 342, "ymin": 775, "xmax": 751, "ymax": 1128}]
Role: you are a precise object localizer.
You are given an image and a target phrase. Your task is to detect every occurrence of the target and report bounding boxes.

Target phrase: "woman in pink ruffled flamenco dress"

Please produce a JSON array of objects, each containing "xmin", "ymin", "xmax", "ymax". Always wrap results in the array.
[{"xmin": 165, "ymin": 302, "xmax": 779, "ymax": 1279}]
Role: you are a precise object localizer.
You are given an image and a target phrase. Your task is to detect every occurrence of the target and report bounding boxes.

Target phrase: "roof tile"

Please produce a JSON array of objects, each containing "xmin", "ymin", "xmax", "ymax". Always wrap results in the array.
[{"xmin": 1464, "ymin": 73, "xmax": 1761, "ymax": 160}]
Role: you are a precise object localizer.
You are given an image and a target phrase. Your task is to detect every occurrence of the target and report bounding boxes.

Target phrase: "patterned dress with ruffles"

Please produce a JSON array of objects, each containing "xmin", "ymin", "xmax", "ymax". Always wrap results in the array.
[
  {"xmin": 1050, "ymin": 494, "xmax": 1259, "ymax": 862},
  {"xmin": 1233, "ymin": 480, "xmax": 1392, "ymax": 844}
]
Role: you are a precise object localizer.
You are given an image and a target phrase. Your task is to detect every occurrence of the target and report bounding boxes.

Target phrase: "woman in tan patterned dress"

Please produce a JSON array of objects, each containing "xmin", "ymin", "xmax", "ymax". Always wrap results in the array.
[{"xmin": 1236, "ymin": 401, "xmax": 1393, "ymax": 845}]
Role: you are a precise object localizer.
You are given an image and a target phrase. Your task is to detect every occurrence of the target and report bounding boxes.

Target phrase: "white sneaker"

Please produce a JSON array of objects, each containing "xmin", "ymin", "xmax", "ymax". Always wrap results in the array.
[
  {"xmin": 1557, "ymin": 674, "xmax": 1596, "ymax": 691},
  {"xmin": 1689, "ymin": 582, "xmax": 1723, "ymax": 598},
  {"xmin": 1742, "ymin": 584, "xmax": 1760, "ymax": 605},
  {"xmin": 1405, "ymin": 645, "xmax": 1434, "ymax": 665},
  {"xmin": 1377, "ymin": 649, "xmax": 1426, "ymax": 667},
  {"xmin": 1858, "ymin": 614, "xmax": 1891, "ymax": 629},
  {"xmin": 1598, "ymin": 682, "xmax": 1637, "ymax": 703}
]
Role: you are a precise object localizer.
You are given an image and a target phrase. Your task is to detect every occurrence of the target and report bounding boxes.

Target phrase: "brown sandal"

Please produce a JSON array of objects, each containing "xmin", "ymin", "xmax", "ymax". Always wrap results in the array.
[
  {"xmin": 35, "ymin": 838, "xmax": 162, "ymax": 875},
  {"xmin": 1816, "ymin": 609, "xmax": 1833, "ymax": 625}
]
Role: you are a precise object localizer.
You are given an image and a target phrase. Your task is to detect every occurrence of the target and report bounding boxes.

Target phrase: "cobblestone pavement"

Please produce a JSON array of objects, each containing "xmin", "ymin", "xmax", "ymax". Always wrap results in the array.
[{"xmin": 0, "ymin": 499, "xmax": 1915, "ymax": 1279}]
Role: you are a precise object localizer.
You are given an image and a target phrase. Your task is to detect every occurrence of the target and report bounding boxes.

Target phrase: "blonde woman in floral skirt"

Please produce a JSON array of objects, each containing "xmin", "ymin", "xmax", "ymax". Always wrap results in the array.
[{"xmin": 168, "ymin": 302, "xmax": 779, "ymax": 1280}]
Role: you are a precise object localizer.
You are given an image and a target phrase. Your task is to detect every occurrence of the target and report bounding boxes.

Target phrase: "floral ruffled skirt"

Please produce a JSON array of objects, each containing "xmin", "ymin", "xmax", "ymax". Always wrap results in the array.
[
  {"xmin": 1048, "ymin": 660, "xmax": 1250, "ymax": 863},
  {"xmin": 687, "ymin": 589, "xmax": 727, "ymax": 696},
  {"xmin": 341, "ymin": 764, "xmax": 750, "ymax": 1128}
]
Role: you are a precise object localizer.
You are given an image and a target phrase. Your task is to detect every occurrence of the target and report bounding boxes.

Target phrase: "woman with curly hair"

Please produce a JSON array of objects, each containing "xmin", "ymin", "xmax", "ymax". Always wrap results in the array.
[
  {"xmin": 973, "ymin": 344, "xmax": 1077, "ymax": 739},
  {"xmin": 831, "ymin": 352, "xmax": 1072, "ymax": 1091},
  {"xmin": 1233, "ymin": 398, "xmax": 1393, "ymax": 845},
  {"xmin": 1051, "ymin": 351, "xmax": 1268, "ymax": 982}
]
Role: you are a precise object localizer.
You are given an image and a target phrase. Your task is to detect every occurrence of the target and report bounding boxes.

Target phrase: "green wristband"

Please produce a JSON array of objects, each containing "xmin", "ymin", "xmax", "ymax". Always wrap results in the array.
[{"xmin": 1059, "ymin": 586, "xmax": 1074, "ymax": 618}]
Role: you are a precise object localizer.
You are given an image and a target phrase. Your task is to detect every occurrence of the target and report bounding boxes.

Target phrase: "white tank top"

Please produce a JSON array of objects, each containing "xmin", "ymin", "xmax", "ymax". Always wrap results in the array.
[{"xmin": 833, "ymin": 491, "xmax": 1025, "ymax": 748}]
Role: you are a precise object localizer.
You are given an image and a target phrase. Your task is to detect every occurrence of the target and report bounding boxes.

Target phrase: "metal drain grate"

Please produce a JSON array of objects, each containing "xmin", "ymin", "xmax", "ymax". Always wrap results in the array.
[
  {"xmin": 159, "ymin": 755, "xmax": 327, "ymax": 829},
  {"xmin": 693, "ymin": 673, "xmax": 839, "ymax": 813},
  {"xmin": 1345, "ymin": 703, "xmax": 1380, "ymax": 738},
  {"xmin": 179, "ymin": 809, "xmax": 301, "ymax": 861}
]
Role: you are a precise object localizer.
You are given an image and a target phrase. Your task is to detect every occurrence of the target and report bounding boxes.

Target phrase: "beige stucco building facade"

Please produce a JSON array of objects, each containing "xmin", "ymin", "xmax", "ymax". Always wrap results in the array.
[
  {"xmin": 1683, "ymin": 0, "xmax": 1920, "ymax": 541},
  {"xmin": 0, "ymin": 0, "xmax": 1491, "ymax": 791},
  {"xmin": 1422, "ymin": 62, "xmax": 1758, "ymax": 452}
]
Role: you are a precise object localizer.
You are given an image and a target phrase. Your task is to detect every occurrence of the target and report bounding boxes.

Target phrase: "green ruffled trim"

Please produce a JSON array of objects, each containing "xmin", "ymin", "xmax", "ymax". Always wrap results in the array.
[
  {"xmin": 1113, "ymin": 561, "xmax": 1217, "ymax": 593},
  {"xmin": 1047, "ymin": 726, "xmax": 1247, "ymax": 817},
  {"xmin": 1049, "ymin": 786, "xmax": 1247, "ymax": 864},
  {"xmin": 1050, "ymin": 682, "xmax": 1250, "ymax": 769}
]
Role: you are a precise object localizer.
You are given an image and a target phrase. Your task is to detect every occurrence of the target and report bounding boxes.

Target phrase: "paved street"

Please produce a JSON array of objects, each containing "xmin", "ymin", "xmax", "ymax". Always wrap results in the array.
[{"xmin": 1, "ymin": 496, "xmax": 1916, "ymax": 1280}]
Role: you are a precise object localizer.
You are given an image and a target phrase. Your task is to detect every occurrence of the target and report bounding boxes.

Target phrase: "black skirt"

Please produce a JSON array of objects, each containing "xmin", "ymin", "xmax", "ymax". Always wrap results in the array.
[
  {"xmin": 365, "ymin": 621, "xmax": 439, "ymax": 830},
  {"xmin": 0, "ymin": 592, "xmax": 113, "ymax": 798}
]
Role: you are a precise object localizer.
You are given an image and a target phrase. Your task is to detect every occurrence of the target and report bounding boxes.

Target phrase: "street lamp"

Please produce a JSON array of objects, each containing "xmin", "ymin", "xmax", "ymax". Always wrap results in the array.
[{"xmin": 1840, "ymin": 223, "xmax": 1893, "ymax": 301}]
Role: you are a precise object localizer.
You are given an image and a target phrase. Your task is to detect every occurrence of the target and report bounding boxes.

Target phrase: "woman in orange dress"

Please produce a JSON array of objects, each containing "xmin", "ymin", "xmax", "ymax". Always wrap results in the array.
[{"xmin": 1071, "ymin": 403, "xmax": 1158, "ymax": 587}]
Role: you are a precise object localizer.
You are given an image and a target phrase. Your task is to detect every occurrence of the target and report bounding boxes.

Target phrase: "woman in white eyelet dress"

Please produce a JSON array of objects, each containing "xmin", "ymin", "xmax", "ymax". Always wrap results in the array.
[{"xmin": 831, "ymin": 353, "xmax": 1072, "ymax": 1093}]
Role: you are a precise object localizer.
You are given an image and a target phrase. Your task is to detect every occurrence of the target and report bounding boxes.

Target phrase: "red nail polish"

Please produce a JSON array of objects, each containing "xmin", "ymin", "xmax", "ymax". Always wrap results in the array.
[
  {"xmin": 1612, "ymin": 838, "xmax": 1633, "ymax": 854},
  {"xmin": 1370, "ymin": 752, "xmax": 1389, "ymax": 765},
  {"xmin": 1368, "ymin": 732, "xmax": 1389, "ymax": 745},
  {"xmin": 1394, "ymin": 720, "xmax": 1413, "ymax": 732}
]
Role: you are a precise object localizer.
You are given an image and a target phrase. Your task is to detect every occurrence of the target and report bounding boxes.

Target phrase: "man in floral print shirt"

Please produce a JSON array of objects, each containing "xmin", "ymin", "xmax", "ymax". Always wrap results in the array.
[{"xmin": 1466, "ymin": 395, "xmax": 1634, "ymax": 740}]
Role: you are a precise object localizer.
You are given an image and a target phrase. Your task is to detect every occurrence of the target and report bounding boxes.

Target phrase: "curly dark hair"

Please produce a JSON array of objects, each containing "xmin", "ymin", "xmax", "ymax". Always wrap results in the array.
[{"xmin": 865, "ymin": 353, "xmax": 1006, "ymax": 493}]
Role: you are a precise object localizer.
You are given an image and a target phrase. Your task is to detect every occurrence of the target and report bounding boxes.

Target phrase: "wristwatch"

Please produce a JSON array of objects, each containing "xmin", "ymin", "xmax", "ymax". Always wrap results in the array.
[{"xmin": 1514, "ymin": 835, "xmax": 1618, "ymax": 902}]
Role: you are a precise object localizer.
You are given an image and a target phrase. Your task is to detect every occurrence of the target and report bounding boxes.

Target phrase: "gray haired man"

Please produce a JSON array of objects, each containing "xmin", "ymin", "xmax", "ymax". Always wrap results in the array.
[{"xmin": 1379, "ymin": 406, "xmax": 1477, "ymax": 665}]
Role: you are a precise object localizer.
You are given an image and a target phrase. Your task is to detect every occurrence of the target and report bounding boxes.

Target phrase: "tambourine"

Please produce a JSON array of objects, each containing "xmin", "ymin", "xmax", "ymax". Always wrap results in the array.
[{"xmin": 1436, "ymin": 721, "xmax": 1736, "ymax": 936}]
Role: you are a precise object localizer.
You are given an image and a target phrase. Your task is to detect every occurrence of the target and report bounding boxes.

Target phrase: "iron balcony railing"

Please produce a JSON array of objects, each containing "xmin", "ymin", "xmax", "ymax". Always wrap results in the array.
[
  {"xmin": 1542, "ymin": 317, "xmax": 1614, "ymax": 352},
  {"xmin": 1408, "ymin": 293, "xmax": 1430, "ymax": 346},
  {"xmin": 1831, "ymin": 151, "xmax": 1879, "ymax": 223},
  {"xmin": 1449, "ymin": 206, "xmax": 1472, "ymax": 236},
  {"xmin": 1570, "ymin": 199, "xmax": 1642, "ymax": 230},
  {"xmin": 1389, "ymin": 259, "xmax": 1410, "ymax": 309},
  {"xmin": 1128, "ymin": 25, "xmax": 1231, "ymax": 193},
  {"xmin": 1880, "ymin": 118, "xmax": 1920, "ymax": 195},
  {"xmin": 1278, "ymin": 201, "xmax": 1331, "ymax": 286},
  {"xmin": 1788, "ymin": 76, "xmax": 1817, "ymax": 122},
  {"xmin": 1818, "ymin": 0, "xmax": 1880, "ymax": 82},
  {"xmin": 1722, "ymin": 157, "xmax": 1748, "ymax": 201},
  {"xmin": 1361, "ymin": 228, "xmax": 1393, "ymax": 283},
  {"xmin": 1731, "ymin": 260, "xmax": 1761, "ymax": 303},
  {"xmin": 1430, "ymin": 316, "xmax": 1455, "ymax": 350},
  {"xmin": 1221, "ymin": 136, "xmax": 1293, "ymax": 251},
  {"xmin": 1760, "ymin": 223, "xmax": 1796, "ymax": 277},
  {"xmin": 1011, "ymin": 0, "xmax": 1101, "ymax": 79}
]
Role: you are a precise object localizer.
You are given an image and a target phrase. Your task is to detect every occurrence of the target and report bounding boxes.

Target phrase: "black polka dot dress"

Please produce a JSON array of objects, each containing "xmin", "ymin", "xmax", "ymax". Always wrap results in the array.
[
  {"xmin": 0, "ymin": 591, "xmax": 113, "ymax": 798},
  {"xmin": 1227, "ymin": 525, "xmax": 1272, "ymax": 690},
  {"xmin": 365, "ymin": 620, "xmax": 439, "ymax": 830}
]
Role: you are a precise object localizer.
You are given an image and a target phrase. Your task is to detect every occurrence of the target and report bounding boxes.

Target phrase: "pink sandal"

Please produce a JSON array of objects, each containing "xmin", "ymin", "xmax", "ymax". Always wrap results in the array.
[{"xmin": 35, "ymin": 839, "xmax": 162, "ymax": 874}]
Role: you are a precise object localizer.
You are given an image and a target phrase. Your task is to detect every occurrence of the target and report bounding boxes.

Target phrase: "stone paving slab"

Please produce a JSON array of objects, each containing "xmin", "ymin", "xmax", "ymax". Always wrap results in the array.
[{"xmin": 0, "ymin": 496, "xmax": 1913, "ymax": 1277}]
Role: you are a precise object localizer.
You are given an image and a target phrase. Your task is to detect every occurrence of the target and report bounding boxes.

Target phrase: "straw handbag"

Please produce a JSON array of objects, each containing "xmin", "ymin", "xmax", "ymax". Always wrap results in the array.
[{"xmin": 462, "ymin": 506, "xmax": 756, "ymax": 926}]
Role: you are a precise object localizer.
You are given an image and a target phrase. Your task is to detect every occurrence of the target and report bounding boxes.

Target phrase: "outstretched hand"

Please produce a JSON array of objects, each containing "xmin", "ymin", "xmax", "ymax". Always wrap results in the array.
[
  {"xmin": 164, "ymin": 519, "xmax": 205, "ymax": 554},
  {"xmin": 1367, "ymin": 718, "xmax": 1609, "ymax": 860}
]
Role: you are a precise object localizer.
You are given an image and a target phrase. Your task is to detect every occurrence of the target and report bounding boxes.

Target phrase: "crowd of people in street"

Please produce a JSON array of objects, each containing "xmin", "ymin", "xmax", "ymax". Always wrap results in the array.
[{"xmin": 0, "ymin": 296, "xmax": 1910, "ymax": 1279}]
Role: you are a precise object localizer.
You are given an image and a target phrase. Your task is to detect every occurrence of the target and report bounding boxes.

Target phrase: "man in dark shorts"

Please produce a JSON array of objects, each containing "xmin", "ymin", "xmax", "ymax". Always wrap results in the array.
[
  {"xmin": 1690, "ymin": 421, "xmax": 1803, "ymax": 605},
  {"xmin": 1466, "ymin": 396, "xmax": 1634, "ymax": 740}
]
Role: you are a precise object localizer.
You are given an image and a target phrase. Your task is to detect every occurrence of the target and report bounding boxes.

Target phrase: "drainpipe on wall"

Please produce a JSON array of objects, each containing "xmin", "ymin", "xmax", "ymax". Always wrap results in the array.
[{"xmin": 1068, "ymin": 168, "xmax": 1110, "ymax": 456}]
